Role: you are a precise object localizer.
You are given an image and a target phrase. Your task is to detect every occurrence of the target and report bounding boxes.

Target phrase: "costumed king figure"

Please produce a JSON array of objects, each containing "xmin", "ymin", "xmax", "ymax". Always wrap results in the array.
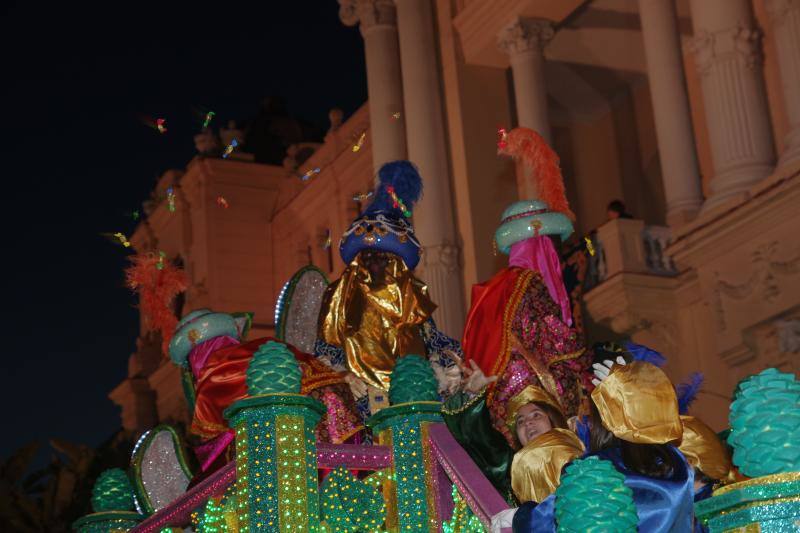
[
  {"xmin": 316, "ymin": 160, "xmax": 463, "ymax": 421},
  {"xmin": 167, "ymin": 309, "xmax": 362, "ymax": 485},
  {"xmin": 461, "ymin": 127, "xmax": 592, "ymax": 446}
]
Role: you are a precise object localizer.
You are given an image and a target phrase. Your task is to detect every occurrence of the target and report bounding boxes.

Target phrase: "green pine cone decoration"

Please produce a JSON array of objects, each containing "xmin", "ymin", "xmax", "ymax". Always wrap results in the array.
[
  {"xmin": 728, "ymin": 367, "xmax": 800, "ymax": 478},
  {"xmin": 90, "ymin": 468, "xmax": 135, "ymax": 512},
  {"xmin": 320, "ymin": 466, "xmax": 385, "ymax": 532},
  {"xmin": 389, "ymin": 354, "xmax": 439, "ymax": 405},
  {"xmin": 246, "ymin": 340, "xmax": 302, "ymax": 395},
  {"xmin": 555, "ymin": 456, "xmax": 638, "ymax": 533}
]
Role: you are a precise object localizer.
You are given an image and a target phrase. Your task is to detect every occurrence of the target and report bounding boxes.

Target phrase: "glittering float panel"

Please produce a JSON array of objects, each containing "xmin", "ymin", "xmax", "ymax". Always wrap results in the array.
[
  {"xmin": 316, "ymin": 442, "xmax": 392, "ymax": 470},
  {"xmin": 131, "ymin": 461, "xmax": 235, "ymax": 532},
  {"xmin": 131, "ymin": 441, "xmax": 393, "ymax": 532},
  {"xmin": 225, "ymin": 394, "xmax": 324, "ymax": 532},
  {"xmin": 427, "ymin": 423, "xmax": 511, "ymax": 529},
  {"xmin": 695, "ymin": 472, "xmax": 800, "ymax": 532},
  {"xmin": 442, "ymin": 485, "xmax": 486, "ymax": 533},
  {"xmin": 276, "ymin": 267, "xmax": 329, "ymax": 354},
  {"xmin": 369, "ymin": 402, "xmax": 443, "ymax": 533},
  {"xmin": 375, "ymin": 429, "xmax": 399, "ymax": 532},
  {"xmin": 72, "ymin": 511, "xmax": 143, "ymax": 532},
  {"xmin": 134, "ymin": 429, "xmax": 192, "ymax": 513}
]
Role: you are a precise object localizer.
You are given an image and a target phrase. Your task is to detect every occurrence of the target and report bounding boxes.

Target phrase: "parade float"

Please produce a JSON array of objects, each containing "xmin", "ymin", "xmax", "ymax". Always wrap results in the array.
[
  {"xmin": 73, "ymin": 132, "xmax": 800, "ymax": 532},
  {"xmin": 75, "ymin": 263, "xmax": 512, "ymax": 532}
]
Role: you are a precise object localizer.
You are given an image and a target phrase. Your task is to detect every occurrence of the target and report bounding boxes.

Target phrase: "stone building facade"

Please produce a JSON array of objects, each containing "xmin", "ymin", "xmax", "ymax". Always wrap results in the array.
[{"xmin": 111, "ymin": 0, "xmax": 800, "ymax": 434}]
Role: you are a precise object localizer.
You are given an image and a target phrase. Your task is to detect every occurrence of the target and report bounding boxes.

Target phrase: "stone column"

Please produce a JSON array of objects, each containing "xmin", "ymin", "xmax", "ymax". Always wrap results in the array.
[
  {"xmin": 498, "ymin": 18, "xmax": 554, "ymax": 201},
  {"xmin": 766, "ymin": 0, "xmax": 800, "ymax": 169},
  {"xmin": 638, "ymin": 0, "xmax": 704, "ymax": 226},
  {"xmin": 394, "ymin": 0, "xmax": 465, "ymax": 336},
  {"xmin": 498, "ymin": 18, "xmax": 554, "ymax": 144},
  {"xmin": 689, "ymin": 0, "xmax": 776, "ymax": 211},
  {"xmin": 339, "ymin": 0, "xmax": 407, "ymax": 171}
]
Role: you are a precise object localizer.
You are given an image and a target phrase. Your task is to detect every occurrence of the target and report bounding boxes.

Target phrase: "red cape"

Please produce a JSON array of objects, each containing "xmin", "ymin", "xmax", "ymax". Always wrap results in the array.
[
  {"xmin": 191, "ymin": 337, "xmax": 344, "ymax": 439},
  {"xmin": 462, "ymin": 267, "xmax": 534, "ymax": 380}
]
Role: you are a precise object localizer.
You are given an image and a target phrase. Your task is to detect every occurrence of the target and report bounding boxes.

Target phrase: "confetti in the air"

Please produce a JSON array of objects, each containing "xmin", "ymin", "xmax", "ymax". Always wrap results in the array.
[
  {"xmin": 156, "ymin": 118, "xmax": 167, "ymax": 134},
  {"xmin": 166, "ymin": 187, "xmax": 176, "ymax": 212},
  {"xmin": 322, "ymin": 229, "xmax": 332, "ymax": 250},
  {"xmin": 585, "ymin": 237, "xmax": 596, "ymax": 256},
  {"xmin": 352, "ymin": 191, "xmax": 373, "ymax": 202},
  {"xmin": 203, "ymin": 111, "xmax": 216, "ymax": 129},
  {"xmin": 156, "ymin": 251, "xmax": 167, "ymax": 270},
  {"xmin": 113, "ymin": 232, "xmax": 131, "ymax": 248},
  {"xmin": 216, "ymin": 196, "xmax": 229, "ymax": 208},
  {"xmin": 391, "ymin": 112, "xmax": 401, "ymax": 120},
  {"xmin": 352, "ymin": 131, "xmax": 366, "ymax": 152},
  {"xmin": 223, "ymin": 138, "xmax": 239, "ymax": 159},
  {"xmin": 301, "ymin": 167, "xmax": 321, "ymax": 181},
  {"xmin": 132, "ymin": 210, "xmax": 140, "ymax": 221}
]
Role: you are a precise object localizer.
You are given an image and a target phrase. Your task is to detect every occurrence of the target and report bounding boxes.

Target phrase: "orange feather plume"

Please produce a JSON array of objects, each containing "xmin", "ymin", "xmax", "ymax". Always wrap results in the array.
[
  {"xmin": 498, "ymin": 127, "xmax": 575, "ymax": 220},
  {"xmin": 125, "ymin": 253, "xmax": 189, "ymax": 356}
]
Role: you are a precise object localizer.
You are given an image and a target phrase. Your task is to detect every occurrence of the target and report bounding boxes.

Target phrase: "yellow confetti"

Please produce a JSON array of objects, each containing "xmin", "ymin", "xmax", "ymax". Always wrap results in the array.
[
  {"xmin": 113, "ymin": 232, "xmax": 131, "ymax": 248},
  {"xmin": 352, "ymin": 131, "xmax": 366, "ymax": 152},
  {"xmin": 585, "ymin": 236, "xmax": 595, "ymax": 256}
]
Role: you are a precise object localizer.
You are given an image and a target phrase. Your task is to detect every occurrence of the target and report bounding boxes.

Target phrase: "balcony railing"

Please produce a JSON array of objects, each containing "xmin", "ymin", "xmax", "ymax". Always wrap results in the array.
[{"xmin": 566, "ymin": 219, "xmax": 677, "ymax": 294}]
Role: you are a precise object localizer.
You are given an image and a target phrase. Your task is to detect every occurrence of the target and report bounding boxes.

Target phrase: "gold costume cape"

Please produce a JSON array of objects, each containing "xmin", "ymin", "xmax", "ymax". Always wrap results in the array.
[
  {"xmin": 511, "ymin": 428, "xmax": 585, "ymax": 503},
  {"xmin": 318, "ymin": 255, "xmax": 435, "ymax": 390}
]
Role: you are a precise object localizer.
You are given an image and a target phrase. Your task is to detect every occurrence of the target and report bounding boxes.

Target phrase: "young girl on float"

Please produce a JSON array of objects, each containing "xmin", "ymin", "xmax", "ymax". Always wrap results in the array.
[
  {"xmin": 443, "ymin": 358, "xmax": 584, "ymax": 507},
  {"xmin": 512, "ymin": 357, "xmax": 696, "ymax": 532}
]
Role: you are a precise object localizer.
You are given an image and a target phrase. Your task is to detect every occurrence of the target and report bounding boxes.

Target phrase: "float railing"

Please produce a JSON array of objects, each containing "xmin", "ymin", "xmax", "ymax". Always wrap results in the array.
[{"xmin": 129, "ymin": 443, "xmax": 392, "ymax": 532}]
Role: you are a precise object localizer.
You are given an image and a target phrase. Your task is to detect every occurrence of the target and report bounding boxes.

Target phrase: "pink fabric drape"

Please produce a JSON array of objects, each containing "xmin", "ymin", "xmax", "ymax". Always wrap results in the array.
[
  {"xmin": 509, "ymin": 236, "xmax": 573, "ymax": 326},
  {"xmin": 188, "ymin": 335, "xmax": 240, "ymax": 380},
  {"xmin": 193, "ymin": 430, "xmax": 234, "ymax": 472}
]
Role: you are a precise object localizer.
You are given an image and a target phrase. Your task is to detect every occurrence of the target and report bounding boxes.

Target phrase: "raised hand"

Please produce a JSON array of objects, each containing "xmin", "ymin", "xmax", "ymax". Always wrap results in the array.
[
  {"xmin": 591, "ymin": 356, "xmax": 627, "ymax": 387},
  {"xmin": 462, "ymin": 360, "xmax": 498, "ymax": 394},
  {"xmin": 344, "ymin": 372, "xmax": 369, "ymax": 399}
]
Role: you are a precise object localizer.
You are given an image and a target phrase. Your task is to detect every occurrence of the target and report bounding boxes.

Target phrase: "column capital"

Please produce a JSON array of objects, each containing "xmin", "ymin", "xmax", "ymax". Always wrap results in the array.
[
  {"xmin": 339, "ymin": 0, "xmax": 397, "ymax": 32},
  {"xmin": 497, "ymin": 17, "xmax": 555, "ymax": 57},
  {"xmin": 420, "ymin": 242, "xmax": 461, "ymax": 273},
  {"xmin": 689, "ymin": 24, "xmax": 763, "ymax": 76}
]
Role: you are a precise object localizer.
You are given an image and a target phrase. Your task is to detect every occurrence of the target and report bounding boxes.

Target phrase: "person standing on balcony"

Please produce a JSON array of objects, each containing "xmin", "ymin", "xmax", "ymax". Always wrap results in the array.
[
  {"xmin": 606, "ymin": 199, "xmax": 634, "ymax": 220},
  {"xmin": 442, "ymin": 360, "xmax": 584, "ymax": 506},
  {"xmin": 461, "ymin": 128, "xmax": 593, "ymax": 447}
]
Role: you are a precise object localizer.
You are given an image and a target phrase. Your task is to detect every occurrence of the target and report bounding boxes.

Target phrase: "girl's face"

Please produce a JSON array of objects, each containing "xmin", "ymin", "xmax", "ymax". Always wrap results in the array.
[{"xmin": 516, "ymin": 403, "xmax": 553, "ymax": 446}]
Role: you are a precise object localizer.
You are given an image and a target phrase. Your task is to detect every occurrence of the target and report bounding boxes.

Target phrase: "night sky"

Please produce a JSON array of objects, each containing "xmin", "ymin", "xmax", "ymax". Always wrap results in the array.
[{"xmin": 1, "ymin": 1, "xmax": 366, "ymax": 462}]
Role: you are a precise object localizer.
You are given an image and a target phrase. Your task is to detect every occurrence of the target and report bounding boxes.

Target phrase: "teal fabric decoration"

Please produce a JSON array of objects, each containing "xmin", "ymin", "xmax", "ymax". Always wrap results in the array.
[
  {"xmin": 168, "ymin": 308, "xmax": 240, "ymax": 367},
  {"xmin": 494, "ymin": 200, "xmax": 574, "ymax": 254},
  {"xmin": 728, "ymin": 368, "xmax": 800, "ymax": 478},
  {"xmin": 389, "ymin": 354, "xmax": 439, "ymax": 405},
  {"xmin": 245, "ymin": 340, "xmax": 302, "ymax": 395},
  {"xmin": 555, "ymin": 456, "xmax": 638, "ymax": 532}
]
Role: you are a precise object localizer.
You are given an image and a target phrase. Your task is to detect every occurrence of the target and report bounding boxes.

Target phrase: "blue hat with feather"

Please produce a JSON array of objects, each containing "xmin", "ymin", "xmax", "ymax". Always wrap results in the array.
[{"xmin": 339, "ymin": 160, "xmax": 423, "ymax": 269}]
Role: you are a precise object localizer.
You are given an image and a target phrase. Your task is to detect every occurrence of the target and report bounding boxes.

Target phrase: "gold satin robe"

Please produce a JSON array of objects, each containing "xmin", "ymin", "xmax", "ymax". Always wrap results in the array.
[{"xmin": 318, "ymin": 254, "xmax": 435, "ymax": 390}]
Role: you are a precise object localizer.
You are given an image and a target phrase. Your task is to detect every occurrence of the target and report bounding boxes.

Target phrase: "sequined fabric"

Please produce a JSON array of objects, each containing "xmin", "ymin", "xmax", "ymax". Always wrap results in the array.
[{"xmin": 488, "ymin": 272, "xmax": 591, "ymax": 447}]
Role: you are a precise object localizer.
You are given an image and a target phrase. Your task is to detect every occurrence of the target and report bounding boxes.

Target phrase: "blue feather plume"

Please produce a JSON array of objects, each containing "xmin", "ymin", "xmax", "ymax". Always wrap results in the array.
[
  {"xmin": 676, "ymin": 372, "xmax": 704, "ymax": 414},
  {"xmin": 364, "ymin": 160, "xmax": 423, "ymax": 217},
  {"xmin": 575, "ymin": 416, "xmax": 591, "ymax": 454},
  {"xmin": 623, "ymin": 341, "xmax": 667, "ymax": 367}
]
